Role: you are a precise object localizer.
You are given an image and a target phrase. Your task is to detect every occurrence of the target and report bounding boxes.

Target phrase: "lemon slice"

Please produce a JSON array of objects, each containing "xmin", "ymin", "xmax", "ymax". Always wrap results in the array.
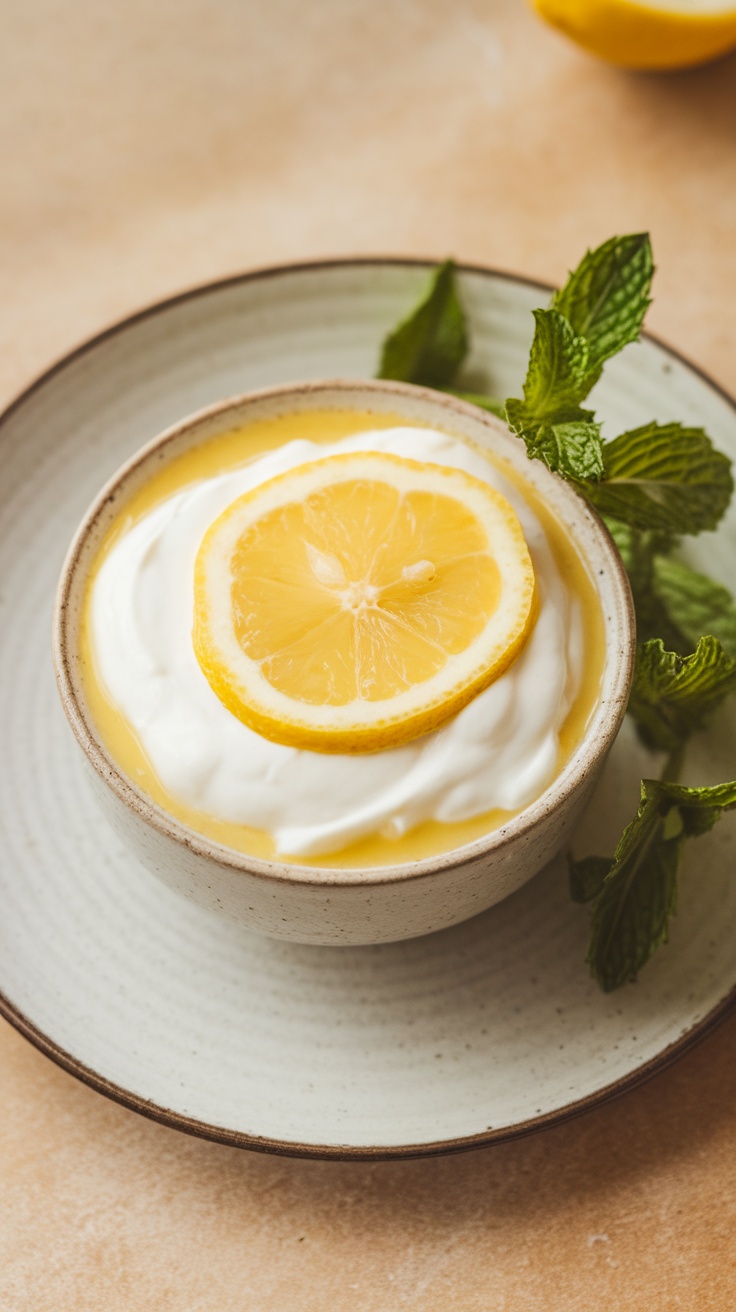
[
  {"xmin": 193, "ymin": 452, "xmax": 536, "ymax": 753},
  {"xmin": 530, "ymin": 0, "xmax": 736, "ymax": 69}
]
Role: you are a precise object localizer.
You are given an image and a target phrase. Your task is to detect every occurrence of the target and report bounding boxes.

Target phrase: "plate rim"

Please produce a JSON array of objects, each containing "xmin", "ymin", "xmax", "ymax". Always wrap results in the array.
[
  {"xmin": 4, "ymin": 979, "xmax": 735, "ymax": 1160},
  {"xmin": 3, "ymin": 253, "xmax": 736, "ymax": 1159}
]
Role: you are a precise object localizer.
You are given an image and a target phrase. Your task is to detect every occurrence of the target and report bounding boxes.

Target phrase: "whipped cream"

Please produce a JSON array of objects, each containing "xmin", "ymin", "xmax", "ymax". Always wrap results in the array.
[{"xmin": 90, "ymin": 427, "xmax": 584, "ymax": 856}]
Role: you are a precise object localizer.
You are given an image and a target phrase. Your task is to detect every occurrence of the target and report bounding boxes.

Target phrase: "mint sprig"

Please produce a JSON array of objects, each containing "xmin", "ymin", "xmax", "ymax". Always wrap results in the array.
[
  {"xmin": 570, "ymin": 779, "xmax": 736, "ymax": 991},
  {"xmin": 603, "ymin": 523, "xmax": 736, "ymax": 658},
  {"xmin": 504, "ymin": 235, "xmax": 654, "ymax": 476},
  {"xmin": 378, "ymin": 259, "xmax": 468, "ymax": 388},
  {"xmin": 603, "ymin": 521, "xmax": 687, "ymax": 653},
  {"xmin": 628, "ymin": 636, "xmax": 736, "ymax": 755},
  {"xmin": 513, "ymin": 308, "xmax": 592, "ymax": 416},
  {"xmin": 551, "ymin": 232, "xmax": 653, "ymax": 382},
  {"xmin": 576, "ymin": 634, "xmax": 736, "ymax": 987},
  {"xmin": 504, "ymin": 309, "xmax": 605, "ymax": 480},
  {"xmin": 510, "ymin": 415, "xmax": 604, "ymax": 483},
  {"xmin": 651, "ymin": 556, "xmax": 736, "ymax": 659},
  {"xmin": 376, "ymin": 236, "xmax": 736, "ymax": 989}
]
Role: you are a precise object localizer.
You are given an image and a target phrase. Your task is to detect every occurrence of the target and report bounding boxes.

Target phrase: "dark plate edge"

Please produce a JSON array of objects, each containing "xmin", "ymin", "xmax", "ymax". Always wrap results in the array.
[
  {"xmin": 2, "ymin": 981, "xmax": 735, "ymax": 1160},
  {"xmin": 5, "ymin": 253, "xmax": 735, "ymax": 429}
]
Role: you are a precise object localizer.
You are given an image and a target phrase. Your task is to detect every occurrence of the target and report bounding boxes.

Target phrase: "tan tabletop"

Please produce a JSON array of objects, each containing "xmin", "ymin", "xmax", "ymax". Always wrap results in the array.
[{"xmin": 2, "ymin": 3, "xmax": 736, "ymax": 1307}]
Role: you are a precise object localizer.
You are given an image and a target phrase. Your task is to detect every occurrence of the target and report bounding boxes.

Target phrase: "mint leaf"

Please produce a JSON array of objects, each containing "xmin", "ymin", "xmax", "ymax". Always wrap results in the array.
[
  {"xmin": 655, "ymin": 778, "xmax": 736, "ymax": 836},
  {"xmin": 506, "ymin": 395, "xmax": 600, "ymax": 476},
  {"xmin": 378, "ymin": 260, "xmax": 468, "ymax": 388},
  {"xmin": 603, "ymin": 520, "xmax": 677, "ymax": 594},
  {"xmin": 586, "ymin": 423, "xmax": 733, "ymax": 534},
  {"xmin": 582, "ymin": 634, "xmax": 736, "ymax": 989},
  {"xmin": 523, "ymin": 419, "xmax": 605, "ymax": 482},
  {"xmin": 513, "ymin": 308, "xmax": 591, "ymax": 419},
  {"xmin": 584, "ymin": 777, "xmax": 736, "ymax": 989},
  {"xmin": 586, "ymin": 781, "xmax": 681, "ymax": 991},
  {"xmin": 603, "ymin": 521, "xmax": 686, "ymax": 650},
  {"xmin": 569, "ymin": 854, "xmax": 612, "ymax": 903},
  {"xmin": 628, "ymin": 636, "xmax": 736, "ymax": 753},
  {"xmin": 603, "ymin": 523, "xmax": 736, "ymax": 657},
  {"xmin": 510, "ymin": 235, "xmax": 653, "ymax": 470},
  {"xmin": 504, "ymin": 309, "xmax": 605, "ymax": 480},
  {"xmin": 652, "ymin": 556, "xmax": 736, "ymax": 660},
  {"xmin": 552, "ymin": 233, "xmax": 653, "ymax": 377}
]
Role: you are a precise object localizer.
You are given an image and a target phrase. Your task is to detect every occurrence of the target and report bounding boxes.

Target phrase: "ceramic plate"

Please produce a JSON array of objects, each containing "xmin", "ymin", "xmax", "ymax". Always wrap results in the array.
[{"xmin": 2, "ymin": 259, "xmax": 736, "ymax": 1159}]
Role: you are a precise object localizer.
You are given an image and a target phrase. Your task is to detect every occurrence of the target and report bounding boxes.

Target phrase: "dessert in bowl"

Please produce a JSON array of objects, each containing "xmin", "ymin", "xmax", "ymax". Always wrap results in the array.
[{"xmin": 53, "ymin": 379, "xmax": 634, "ymax": 945}]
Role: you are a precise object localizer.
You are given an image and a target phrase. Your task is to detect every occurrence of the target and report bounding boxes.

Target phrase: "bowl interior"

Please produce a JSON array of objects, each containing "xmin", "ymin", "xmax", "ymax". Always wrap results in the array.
[{"xmin": 54, "ymin": 377, "xmax": 635, "ymax": 885}]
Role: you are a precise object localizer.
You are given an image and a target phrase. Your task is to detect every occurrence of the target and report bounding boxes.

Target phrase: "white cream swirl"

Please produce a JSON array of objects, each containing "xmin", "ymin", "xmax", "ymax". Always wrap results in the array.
[{"xmin": 90, "ymin": 427, "xmax": 584, "ymax": 856}]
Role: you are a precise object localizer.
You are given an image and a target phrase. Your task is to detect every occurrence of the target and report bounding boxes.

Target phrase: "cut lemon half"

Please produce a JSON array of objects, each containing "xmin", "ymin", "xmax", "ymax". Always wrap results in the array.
[
  {"xmin": 530, "ymin": 0, "xmax": 736, "ymax": 69},
  {"xmin": 193, "ymin": 452, "xmax": 537, "ymax": 753}
]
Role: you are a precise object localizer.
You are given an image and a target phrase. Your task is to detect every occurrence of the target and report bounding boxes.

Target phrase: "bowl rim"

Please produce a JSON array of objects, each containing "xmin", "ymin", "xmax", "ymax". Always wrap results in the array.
[{"xmin": 53, "ymin": 375, "xmax": 635, "ymax": 889}]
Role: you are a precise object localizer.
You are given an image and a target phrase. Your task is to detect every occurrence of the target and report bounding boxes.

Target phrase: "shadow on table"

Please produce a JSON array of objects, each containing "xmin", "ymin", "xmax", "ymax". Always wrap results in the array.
[
  {"xmin": 622, "ymin": 49, "xmax": 736, "ymax": 145},
  {"xmin": 218, "ymin": 1007, "xmax": 736, "ymax": 1231},
  {"xmin": 64, "ymin": 1001, "xmax": 731, "ymax": 1248}
]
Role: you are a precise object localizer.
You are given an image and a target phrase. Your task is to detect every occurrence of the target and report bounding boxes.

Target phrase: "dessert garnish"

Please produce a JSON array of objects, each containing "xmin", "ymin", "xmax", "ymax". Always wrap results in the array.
[
  {"xmin": 378, "ymin": 234, "xmax": 736, "ymax": 990},
  {"xmin": 193, "ymin": 451, "xmax": 535, "ymax": 752}
]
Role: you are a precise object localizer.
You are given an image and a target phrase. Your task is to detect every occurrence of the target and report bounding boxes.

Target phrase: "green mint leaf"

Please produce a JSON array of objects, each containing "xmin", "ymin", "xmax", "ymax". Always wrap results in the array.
[
  {"xmin": 603, "ymin": 519, "xmax": 678, "ymax": 576},
  {"xmin": 516, "ymin": 308, "xmax": 590, "ymax": 418},
  {"xmin": 635, "ymin": 636, "xmax": 736, "ymax": 750},
  {"xmin": 586, "ymin": 422, "xmax": 733, "ymax": 535},
  {"xmin": 504, "ymin": 311, "xmax": 605, "ymax": 479},
  {"xmin": 604, "ymin": 523, "xmax": 736, "ymax": 657},
  {"xmin": 603, "ymin": 520, "xmax": 686, "ymax": 650},
  {"xmin": 654, "ymin": 778, "xmax": 736, "ymax": 836},
  {"xmin": 569, "ymin": 854, "xmax": 612, "ymax": 903},
  {"xmin": 378, "ymin": 260, "xmax": 468, "ymax": 388},
  {"xmin": 628, "ymin": 636, "xmax": 736, "ymax": 753},
  {"xmin": 586, "ymin": 780, "xmax": 682, "ymax": 991},
  {"xmin": 552, "ymin": 233, "xmax": 653, "ymax": 377},
  {"xmin": 584, "ymin": 776, "xmax": 736, "ymax": 989},
  {"xmin": 524, "ymin": 419, "xmax": 605, "ymax": 482},
  {"xmin": 651, "ymin": 556, "xmax": 736, "ymax": 660},
  {"xmin": 448, "ymin": 391, "xmax": 505, "ymax": 418},
  {"xmin": 505, "ymin": 396, "xmax": 581, "ymax": 440}
]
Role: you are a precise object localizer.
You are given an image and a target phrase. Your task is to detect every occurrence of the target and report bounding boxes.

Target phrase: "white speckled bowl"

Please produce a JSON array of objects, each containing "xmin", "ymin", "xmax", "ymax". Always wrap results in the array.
[{"xmin": 53, "ymin": 378, "xmax": 634, "ymax": 946}]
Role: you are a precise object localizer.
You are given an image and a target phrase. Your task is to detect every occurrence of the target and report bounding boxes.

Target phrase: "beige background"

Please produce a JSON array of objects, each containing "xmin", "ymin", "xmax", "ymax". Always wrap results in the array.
[{"xmin": 2, "ymin": 1, "xmax": 736, "ymax": 1307}]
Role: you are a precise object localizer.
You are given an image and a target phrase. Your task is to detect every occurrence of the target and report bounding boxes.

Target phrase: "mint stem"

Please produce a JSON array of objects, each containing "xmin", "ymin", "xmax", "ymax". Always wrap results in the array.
[{"xmin": 661, "ymin": 741, "xmax": 686, "ymax": 784}]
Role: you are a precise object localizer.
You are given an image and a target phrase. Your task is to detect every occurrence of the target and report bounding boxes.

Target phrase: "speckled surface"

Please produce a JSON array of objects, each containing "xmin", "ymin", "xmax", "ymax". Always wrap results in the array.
[{"xmin": 2, "ymin": 1, "xmax": 736, "ymax": 1305}]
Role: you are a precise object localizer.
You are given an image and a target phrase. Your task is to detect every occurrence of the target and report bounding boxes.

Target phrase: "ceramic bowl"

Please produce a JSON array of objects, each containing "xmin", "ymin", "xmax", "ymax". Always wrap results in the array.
[{"xmin": 53, "ymin": 378, "xmax": 634, "ymax": 946}]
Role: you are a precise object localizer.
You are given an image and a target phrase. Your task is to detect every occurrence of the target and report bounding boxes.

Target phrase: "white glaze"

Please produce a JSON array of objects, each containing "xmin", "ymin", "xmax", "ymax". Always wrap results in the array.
[{"xmin": 90, "ymin": 427, "xmax": 584, "ymax": 856}]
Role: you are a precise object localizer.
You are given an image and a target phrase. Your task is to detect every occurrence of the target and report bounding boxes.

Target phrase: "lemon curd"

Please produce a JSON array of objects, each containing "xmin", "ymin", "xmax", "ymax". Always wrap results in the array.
[{"xmin": 80, "ymin": 408, "xmax": 606, "ymax": 869}]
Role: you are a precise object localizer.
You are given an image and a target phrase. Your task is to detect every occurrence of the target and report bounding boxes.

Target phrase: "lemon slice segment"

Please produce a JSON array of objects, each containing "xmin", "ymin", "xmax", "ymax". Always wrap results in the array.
[
  {"xmin": 193, "ymin": 452, "xmax": 536, "ymax": 753},
  {"xmin": 530, "ymin": 0, "xmax": 736, "ymax": 70}
]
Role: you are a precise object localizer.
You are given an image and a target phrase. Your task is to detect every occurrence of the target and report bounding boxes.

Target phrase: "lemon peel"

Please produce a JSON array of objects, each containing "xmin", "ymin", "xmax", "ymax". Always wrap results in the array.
[{"xmin": 193, "ymin": 452, "xmax": 537, "ymax": 753}]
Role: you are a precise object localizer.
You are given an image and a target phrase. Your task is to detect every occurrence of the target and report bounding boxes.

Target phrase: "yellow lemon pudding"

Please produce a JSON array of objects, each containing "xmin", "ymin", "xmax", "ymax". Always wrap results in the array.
[{"xmin": 77, "ymin": 396, "xmax": 607, "ymax": 869}]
